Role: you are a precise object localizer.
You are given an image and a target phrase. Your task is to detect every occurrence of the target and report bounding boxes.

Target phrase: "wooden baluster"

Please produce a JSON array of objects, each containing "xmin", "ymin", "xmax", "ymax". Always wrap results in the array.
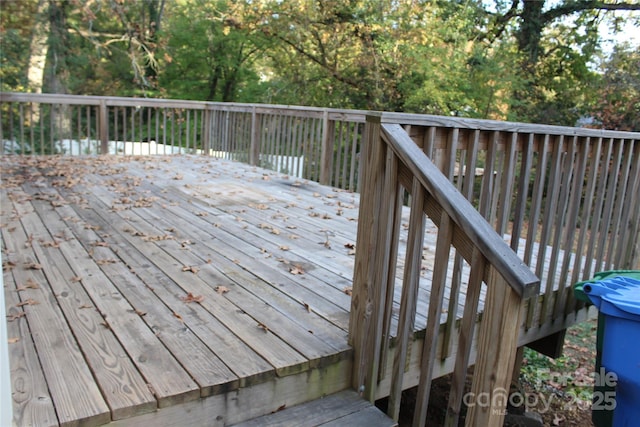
[{"xmin": 465, "ymin": 267, "xmax": 523, "ymax": 427}]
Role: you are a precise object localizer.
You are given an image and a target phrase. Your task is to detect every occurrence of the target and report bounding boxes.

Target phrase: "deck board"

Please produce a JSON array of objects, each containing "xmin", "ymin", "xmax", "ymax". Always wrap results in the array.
[{"xmin": 1, "ymin": 154, "xmax": 592, "ymax": 426}]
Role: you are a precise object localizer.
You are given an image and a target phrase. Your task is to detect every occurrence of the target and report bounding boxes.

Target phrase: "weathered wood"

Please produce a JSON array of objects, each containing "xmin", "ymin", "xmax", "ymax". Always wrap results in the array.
[
  {"xmin": 413, "ymin": 212, "xmax": 454, "ymax": 426},
  {"xmin": 387, "ymin": 178, "xmax": 425, "ymax": 421},
  {"xmin": 18, "ymin": 186, "xmax": 158, "ymax": 419},
  {"xmin": 3, "ymin": 196, "xmax": 111, "ymax": 426},
  {"xmin": 444, "ymin": 248, "xmax": 484, "ymax": 427},
  {"xmin": 349, "ymin": 113, "xmax": 391, "ymax": 401},
  {"xmin": 231, "ymin": 390, "xmax": 396, "ymax": 427},
  {"xmin": 2, "ymin": 220, "xmax": 58, "ymax": 427},
  {"xmin": 381, "ymin": 123, "xmax": 539, "ymax": 298},
  {"xmin": 465, "ymin": 268, "xmax": 523, "ymax": 427}
]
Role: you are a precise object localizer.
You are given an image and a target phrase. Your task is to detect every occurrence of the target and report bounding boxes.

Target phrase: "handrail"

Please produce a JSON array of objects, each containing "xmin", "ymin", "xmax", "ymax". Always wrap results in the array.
[
  {"xmin": 349, "ymin": 115, "xmax": 540, "ymax": 426},
  {"xmin": 382, "ymin": 123, "xmax": 539, "ymax": 298},
  {"xmin": 5, "ymin": 91, "xmax": 640, "ymax": 139}
]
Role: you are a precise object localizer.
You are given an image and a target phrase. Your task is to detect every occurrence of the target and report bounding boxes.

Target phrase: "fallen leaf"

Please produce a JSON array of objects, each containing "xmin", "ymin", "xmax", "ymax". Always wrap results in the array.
[
  {"xmin": 303, "ymin": 303, "xmax": 311, "ymax": 312},
  {"xmin": 344, "ymin": 242, "xmax": 355, "ymax": 249},
  {"xmin": 6, "ymin": 312, "xmax": 26, "ymax": 321},
  {"xmin": 16, "ymin": 299, "xmax": 39, "ymax": 307},
  {"xmin": 181, "ymin": 292, "xmax": 204, "ymax": 303},
  {"xmin": 70, "ymin": 276, "xmax": 83, "ymax": 282},
  {"xmin": 289, "ymin": 265, "xmax": 305, "ymax": 275},
  {"xmin": 343, "ymin": 287, "xmax": 353, "ymax": 296},
  {"xmin": 78, "ymin": 304, "xmax": 92, "ymax": 309},
  {"xmin": 257, "ymin": 322, "xmax": 269, "ymax": 332},
  {"xmin": 173, "ymin": 312, "xmax": 184, "ymax": 322},
  {"xmin": 182, "ymin": 265, "xmax": 200, "ymax": 274},
  {"xmin": 135, "ymin": 309, "xmax": 147, "ymax": 316},
  {"xmin": 279, "ymin": 245, "xmax": 290, "ymax": 251},
  {"xmin": 215, "ymin": 286, "xmax": 230, "ymax": 294},
  {"xmin": 15, "ymin": 279, "xmax": 39, "ymax": 291},
  {"xmin": 24, "ymin": 262, "xmax": 43, "ymax": 270},
  {"xmin": 8, "ymin": 337, "xmax": 20, "ymax": 344}
]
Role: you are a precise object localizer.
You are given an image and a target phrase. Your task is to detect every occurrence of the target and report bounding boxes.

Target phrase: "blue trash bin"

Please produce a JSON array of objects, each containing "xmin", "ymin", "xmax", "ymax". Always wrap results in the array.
[{"xmin": 584, "ymin": 276, "xmax": 640, "ymax": 427}]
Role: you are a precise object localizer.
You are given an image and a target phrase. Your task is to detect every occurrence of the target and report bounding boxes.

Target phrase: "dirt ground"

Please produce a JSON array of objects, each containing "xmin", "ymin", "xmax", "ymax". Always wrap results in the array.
[{"xmin": 377, "ymin": 318, "xmax": 600, "ymax": 426}]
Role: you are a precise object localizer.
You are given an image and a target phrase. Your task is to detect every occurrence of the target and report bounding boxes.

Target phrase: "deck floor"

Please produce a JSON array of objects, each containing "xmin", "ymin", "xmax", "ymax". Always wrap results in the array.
[{"xmin": 1, "ymin": 154, "xmax": 589, "ymax": 426}]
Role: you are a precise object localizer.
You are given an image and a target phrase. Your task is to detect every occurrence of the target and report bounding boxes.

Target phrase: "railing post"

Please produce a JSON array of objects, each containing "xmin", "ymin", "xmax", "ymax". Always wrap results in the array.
[
  {"xmin": 319, "ymin": 109, "xmax": 335, "ymax": 185},
  {"xmin": 349, "ymin": 113, "xmax": 391, "ymax": 401},
  {"xmin": 465, "ymin": 267, "xmax": 523, "ymax": 427},
  {"xmin": 98, "ymin": 100, "xmax": 108, "ymax": 154},
  {"xmin": 202, "ymin": 105, "xmax": 212, "ymax": 156},
  {"xmin": 249, "ymin": 106, "xmax": 261, "ymax": 166}
]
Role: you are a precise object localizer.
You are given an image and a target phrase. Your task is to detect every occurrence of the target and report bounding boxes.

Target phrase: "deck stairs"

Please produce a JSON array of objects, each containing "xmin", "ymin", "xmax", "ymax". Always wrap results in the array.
[{"xmin": 231, "ymin": 390, "xmax": 397, "ymax": 427}]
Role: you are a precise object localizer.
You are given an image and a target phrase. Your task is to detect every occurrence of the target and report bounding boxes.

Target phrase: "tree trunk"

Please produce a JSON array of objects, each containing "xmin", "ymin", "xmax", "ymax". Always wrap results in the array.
[
  {"xmin": 43, "ymin": 0, "xmax": 71, "ymax": 147},
  {"xmin": 27, "ymin": 0, "xmax": 50, "ymax": 94}
]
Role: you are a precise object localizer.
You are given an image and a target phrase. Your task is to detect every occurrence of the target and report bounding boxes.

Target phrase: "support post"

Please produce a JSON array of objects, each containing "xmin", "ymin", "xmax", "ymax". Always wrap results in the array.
[
  {"xmin": 319, "ymin": 109, "xmax": 335, "ymax": 185},
  {"xmin": 98, "ymin": 100, "xmax": 108, "ymax": 154},
  {"xmin": 202, "ymin": 106, "xmax": 212, "ymax": 156},
  {"xmin": 250, "ymin": 106, "xmax": 261, "ymax": 166},
  {"xmin": 349, "ymin": 113, "xmax": 389, "ymax": 401},
  {"xmin": 465, "ymin": 267, "xmax": 524, "ymax": 427}
]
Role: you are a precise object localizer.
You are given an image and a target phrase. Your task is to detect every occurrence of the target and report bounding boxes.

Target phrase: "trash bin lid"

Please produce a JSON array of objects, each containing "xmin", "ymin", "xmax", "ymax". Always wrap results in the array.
[{"xmin": 583, "ymin": 276, "xmax": 640, "ymax": 318}]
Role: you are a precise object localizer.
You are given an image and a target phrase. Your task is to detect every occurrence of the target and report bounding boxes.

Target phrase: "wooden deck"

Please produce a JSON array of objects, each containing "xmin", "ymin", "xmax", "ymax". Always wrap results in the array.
[
  {"xmin": 1, "ymin": 155, "xmax": 392, "ymax": 426},
  {"xmin": 1, "ymin": 154, "xmax": 591, "ymax": 426}
]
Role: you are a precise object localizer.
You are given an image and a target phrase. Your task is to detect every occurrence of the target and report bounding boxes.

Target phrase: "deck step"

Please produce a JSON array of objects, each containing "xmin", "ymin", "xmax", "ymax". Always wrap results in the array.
[{"xmin": 230, "ymin": 389, "xmax": 397, "ymax": 427}]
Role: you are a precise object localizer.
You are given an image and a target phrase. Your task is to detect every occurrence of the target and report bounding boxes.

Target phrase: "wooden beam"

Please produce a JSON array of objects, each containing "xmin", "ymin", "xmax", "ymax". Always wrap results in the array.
[{"xmin": 465, "ymin": 267, "xmax": 523, "ymax": 427}]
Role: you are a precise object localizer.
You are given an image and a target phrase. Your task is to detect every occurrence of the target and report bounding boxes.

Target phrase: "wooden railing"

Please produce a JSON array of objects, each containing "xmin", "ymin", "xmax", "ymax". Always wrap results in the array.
[
  {"xmin": 2, "ymin": 92, "xmax": 639, "ymax": 365},
  {"xmin": 350, "ymin": 115, "xmax": 540, "ymax": 426},
  {"xmin": 0, "ymin": 92, "xmax": 365, "ymax": 190},
  {"xmin": 0, "ymin": 93, "xmax": 640, "ymax": 422}
]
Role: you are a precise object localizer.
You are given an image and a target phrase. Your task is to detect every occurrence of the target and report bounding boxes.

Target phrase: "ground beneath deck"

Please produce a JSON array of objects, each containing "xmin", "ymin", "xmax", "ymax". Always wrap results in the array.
[{"xmin": 2, "ymin": 154, "xmax": 374, "ymax": 426}]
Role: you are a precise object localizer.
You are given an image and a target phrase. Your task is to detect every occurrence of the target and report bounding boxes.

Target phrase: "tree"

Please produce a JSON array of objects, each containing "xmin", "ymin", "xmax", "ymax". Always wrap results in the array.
[
  {"xmin": 588, "ymin": 44, "xmax": 640, "ymax": 130},
  {"xmin": 161, "ymin": 0, "xmax": 270, "ymax": 102},
  {"xmin": 482, "ymin": 0, "xmax": 640, "ymax": 123}
]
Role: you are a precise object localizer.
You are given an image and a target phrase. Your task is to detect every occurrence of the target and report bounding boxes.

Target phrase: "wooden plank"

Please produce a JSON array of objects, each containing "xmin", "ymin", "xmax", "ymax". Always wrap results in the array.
[
  {"xmin": 537, "ymin": 135, "xmax": 565, "ymax": 325},
  {"xmin": 556, "ymin": 137, "xmax": 590, "ymax": 318},
  {"xmin": 3, "ymin": 195, "xmax": 111, "ymax": 426},
  {"xmin": 230, "ymin": 390, "xmax": 395, "ymax": 427},
  {"xmin": 571, "ymin": 137, "xmax": 600, "ymax": 286},
  {"xmin": 319, "ymin": 405, "xmax": 397, "ymax": 427},
  {"xmin": 444, "ymin": 248, "xmax": 484, "ymax": 427},
  {"xmin": 111, "ymin": 358, "xmax": 353, "ymax": 427},
  {"xmin": 583, "ymin": 138, "xmax": 613, "ymax": 279},
  {"xmin": 413, "ymin": 212, "xmax": 453, "ymax": 426},
  {"xmin": 17, "ymin": 188, "xmax": 158, "ymax": 420},
  {"xmin": 2, "ymin": 232, "xmax": 58, "ymax": 427},
  {"xmin": 69, "ymin": 188, "xmax": 310, "ymax": 378},
  {"xmin": 15, "ymin": 191, "xmax": 201, "ymax": 408},
  {"xmin": 39, "ymin": 199, "xmax": 240, "ymax": 400},
  {"xmin": 55, "ymin": 200, "xmax": 275, "ymax": 388},
  {"xmin": 465, "ymin": 268, "xmax": 523, "ymax": 427},
  {"xmin": 387, "ymin": 178, "xmax": 425, "ymax": 421}
]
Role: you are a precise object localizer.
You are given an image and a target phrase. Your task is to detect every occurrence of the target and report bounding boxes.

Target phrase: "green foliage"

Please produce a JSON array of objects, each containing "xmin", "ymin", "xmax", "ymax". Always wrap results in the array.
[{"xmin": 1, "ymin": 0, "xmax": 639, "ymax": 128}]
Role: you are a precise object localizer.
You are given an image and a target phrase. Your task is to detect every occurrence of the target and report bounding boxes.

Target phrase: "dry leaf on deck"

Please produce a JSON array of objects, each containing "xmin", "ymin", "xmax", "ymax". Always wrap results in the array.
[
  {"xmin": 16, "ymin": 299, "xmax": 39, "ymax": 307},
  {"xmin": 289, "ymin": 265, "xmax": 305, "ymax": 275},
  {"xmin": 343, "ymin": 287, "xmax": 353, "ymax": 296},
  {"xmin": 24, "ymin": 262, "xmax": 43, "ymax": 270},
  {"xmin": 8, "ymin": 337, "xmax": 20, "ymax": 344},
  {"xmin": 257, "ymin": 322, "xmax": 269, "ymax": 332},
  {"xmin": 182, "ymin": 265, "xmax": 200, "ymax": 274},
  {"xmin": 181, "ymin": 292, "xmax": 204, "ymax": 303},
  {"xmin": 6, "ymin": 312, "xmax": 26, "ymax": 321},
  {"xmin": 215, "ymin": 286, "xmax": 229, "ymax": 295}
]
